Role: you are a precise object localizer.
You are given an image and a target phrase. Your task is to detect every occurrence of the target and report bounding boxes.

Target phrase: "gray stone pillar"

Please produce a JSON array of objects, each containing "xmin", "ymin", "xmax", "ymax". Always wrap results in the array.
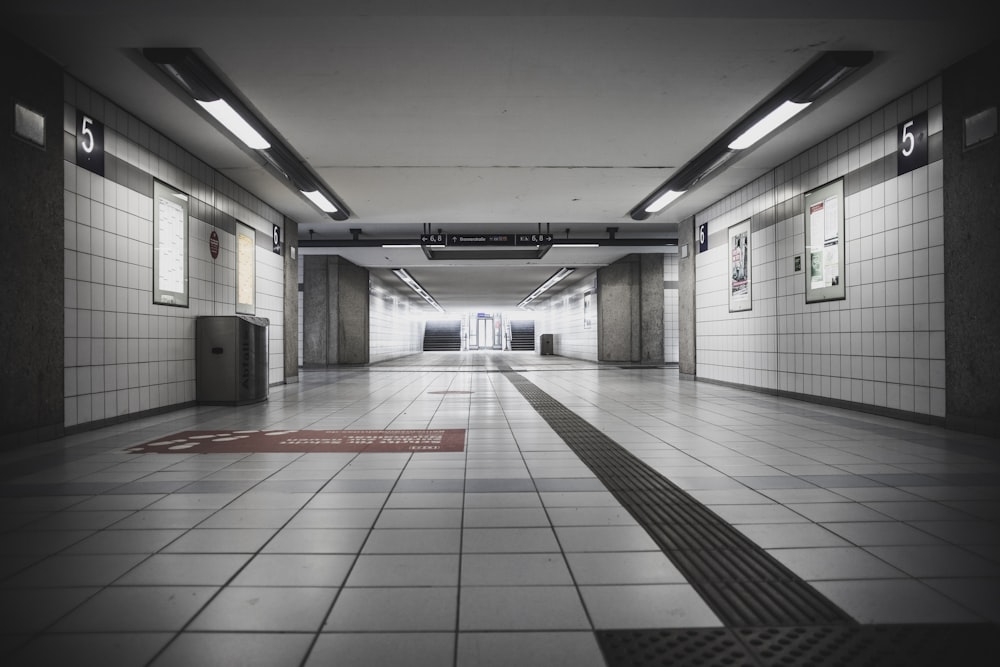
[
  {"xmin": 303, "ymin": 255, "xmax": 370, "ymax": 366},
  {"xmin": 943, "ymin": 42, "xmax": 1000, "ymax": 436},
  {"xmin": 597, "ymin": 253, "xmax": 664, "ymax": 364},
  {"xmin": 282, "ymin": 218, "xmax": 299, "ymax": 382},
  {"xmin": 678, "ymin": 217, "xmax": 697, "ymax": 376}
]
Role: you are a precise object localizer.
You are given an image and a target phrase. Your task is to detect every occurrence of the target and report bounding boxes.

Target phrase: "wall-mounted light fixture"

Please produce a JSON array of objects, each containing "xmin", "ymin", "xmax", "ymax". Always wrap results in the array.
[
  {"xmin": 392, "ymin": 268, "xmax": 445, "ymax": 312},
  {"xmin": 517, "ymin": 267, "xmax": 575, "ymax": 310},
  {"xmin": 630, "ymin": 50, "xmax": 873, "ymax": 220},
  {"xmin": 142, "ymin": 48, "xmax": 351, "ymax": 221}
]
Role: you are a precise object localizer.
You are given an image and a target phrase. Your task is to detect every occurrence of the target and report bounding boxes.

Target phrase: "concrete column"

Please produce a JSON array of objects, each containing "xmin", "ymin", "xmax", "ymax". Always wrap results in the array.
[
  {"xmin": 943, "ymin": 42, "xmax": 1000, "ymax": 436},
  {"xmin": 678, "ymin": 216, "xmax": 697, "ymax": 376},
  {"xmin": 597, "ymin": 253, "xmax": 664, "ymax": 364},
  {"xmin": 303, "ymin": 255, "xmax": 369, "ymax": 367},
  {"xmin": 1, "ymin": 37, "xmax": 64, "ymax": 449},
  {"xmin": 282, "ymin": 218, "xmax": 299, "ymax": 382}
]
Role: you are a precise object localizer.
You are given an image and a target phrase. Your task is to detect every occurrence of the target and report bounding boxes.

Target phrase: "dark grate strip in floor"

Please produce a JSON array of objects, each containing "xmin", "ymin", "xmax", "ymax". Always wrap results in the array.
[
  {"xmin": 596, "ymin": 625, "xmax": 1000, "ymax": 667},
  {"xmin": 499, "ymin": 367, "xmax": 852, "ymax": 628}
]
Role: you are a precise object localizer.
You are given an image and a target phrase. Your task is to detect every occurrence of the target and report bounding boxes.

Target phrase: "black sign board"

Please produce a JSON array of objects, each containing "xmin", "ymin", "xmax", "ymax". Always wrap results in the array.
[
  {"xmin": 897, "ymin": 111, "xmax": 928, "ymax": 176},
  {"xmin": 76, "ymin": 111, "xmax": 104, "ymax": 177},
  {"xmin": 420, "ymin": 233, "xmax": 553, "ymax": 246},
  {"xmin": 272, "ymin": 224, "xmax": 281, "ymax": 254},
  {"xmin": 698, "ymin": 223, "xmax": 709, "ymax": 253}
]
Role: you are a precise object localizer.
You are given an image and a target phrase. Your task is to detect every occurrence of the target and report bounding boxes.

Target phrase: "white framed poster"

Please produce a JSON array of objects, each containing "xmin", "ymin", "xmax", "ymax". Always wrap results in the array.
[
  {"xmin": 236, "ymin": 222, "xmax": 256, "ymax": 315},
  {"xmin": 804, "ymin": 178, "xmax": 846, "ymax": 303},
  {"xmin": 728, "ymin": 219, "xmax": 751, "ymax": 312},
  {"xmin": 153, "ymin": 180, "xmax": 189, "ymax": 307},
  {"xmin": 583, "ymin": 290, "xmax": 593, "ymax": 328}
]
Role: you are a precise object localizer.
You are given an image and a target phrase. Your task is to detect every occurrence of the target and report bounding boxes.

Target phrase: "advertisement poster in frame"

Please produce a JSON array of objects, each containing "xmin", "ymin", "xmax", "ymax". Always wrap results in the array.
[
  {"xmin": 152, "ymin": 180, "xmax": 189, "ymax": 307},
  {"xmin": 236, "ymin": 222, "xmax": 256, "ymax": 315},
  {"xmin": 804, "ymin": 178, "xmax": 846, "ymax": 303},
  {"xmin": 728, "ymin": 219, "xmax": 751, "ymax": 312}
]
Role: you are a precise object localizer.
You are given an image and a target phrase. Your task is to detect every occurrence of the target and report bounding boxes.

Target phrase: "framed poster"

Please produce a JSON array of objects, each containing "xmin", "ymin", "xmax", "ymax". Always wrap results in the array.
[
  {"xmin": 804, "ymin": 178, "xmax": 846, "ymax": 303},
  {"xmin": 153, "ymin": 181, "xmax": 189, "ymax": 307},
  {"xmin": 728, "ymin": 219, "xmax": 751, "ymax": 312},
  {"xmin": 236, "ymin": 222, "xmax": 256, "ymax": 315},
  {"xmin": 583, "ymin": 290, "xmax": 593, "ymax": 328}
]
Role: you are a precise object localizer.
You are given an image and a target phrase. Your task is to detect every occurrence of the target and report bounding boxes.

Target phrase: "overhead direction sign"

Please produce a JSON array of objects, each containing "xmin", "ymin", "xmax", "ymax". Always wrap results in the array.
[{"xmin": 420, "ymin": 233, "xmax": 554, "ymax": 247}]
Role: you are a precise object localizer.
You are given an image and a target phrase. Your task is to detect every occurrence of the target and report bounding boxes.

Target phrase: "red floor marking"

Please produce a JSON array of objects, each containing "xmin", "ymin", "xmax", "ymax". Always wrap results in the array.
[{"xmin": 127, "ymin": 429, "xmax": 466, "ymax": 454}]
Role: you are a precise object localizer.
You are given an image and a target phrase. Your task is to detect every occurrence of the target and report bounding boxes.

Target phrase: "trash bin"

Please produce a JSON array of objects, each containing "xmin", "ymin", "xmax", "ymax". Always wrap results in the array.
[
  {"xmin": 196, "ymin": 315, "xmax": 270, "ymax": 405},
  {"xmin": 540, "ymin": 334, "xmax": 554, "ymax": 355}
]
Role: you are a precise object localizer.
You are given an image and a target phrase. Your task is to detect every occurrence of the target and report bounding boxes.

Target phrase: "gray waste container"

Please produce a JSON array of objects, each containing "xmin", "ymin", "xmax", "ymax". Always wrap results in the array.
[
  {"xmin": 540, "ymin": 334, "xmax": 554, "ymax": 355},
  {"xmin": 196, "ymin": 315, "xmax": 270, "ymax": 405}
]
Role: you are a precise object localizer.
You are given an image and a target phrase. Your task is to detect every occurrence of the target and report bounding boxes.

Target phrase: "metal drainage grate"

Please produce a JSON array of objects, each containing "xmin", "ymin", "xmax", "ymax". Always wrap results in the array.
[{"xmin": 499, "ymin": 367, "xmax": 851, "ymax": 628}]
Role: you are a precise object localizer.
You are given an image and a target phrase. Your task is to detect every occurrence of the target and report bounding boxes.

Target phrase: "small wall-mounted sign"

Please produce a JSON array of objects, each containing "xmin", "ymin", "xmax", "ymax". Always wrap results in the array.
[
  {"xmin": 698, "ymin": 223, "xmax": 709, "ymax": 253},
  {"xmin": 964, "ymin": 106, "xmax": 997, "ymax": 149},
  {"xmin": 897, "ymin": 111, "xmax": 928, "ymax": 176},
  {"xmin": 681, "ymin": 244, "xmax": 689, "ymax": 259},
  {"xmin": 272, "ymin": 224, "xmax": 282, "ymax": 255},
  {"xmin": 14, "ymin": 102, "xmax": 45, "ymax": 148},
  {"xmin": 76, "ymin": 111, "xmax": 104, "ymax": 176},
  {"xmin": 794, "ymin": 255, "xmax": 802, "ymax": 272},
  {"xmin": 209, "ymin": 230, "xmax": 220, "ymax": 259}
]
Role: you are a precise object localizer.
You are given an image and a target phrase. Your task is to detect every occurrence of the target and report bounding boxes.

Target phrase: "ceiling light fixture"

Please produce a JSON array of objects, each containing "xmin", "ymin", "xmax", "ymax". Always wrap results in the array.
[
  {"xmin": 392, "ymin": 268, "xmax": 445, "ymax": 312},
  {"xmin": 142, "ymin": 48, "xmax": 350, "ymax": 221},
  {"xmin": 630, "ymin": 50, "xmax": 873, "ymax": 220},
  {"xmin": 517, "ymin": 268, "xmax": 575, "ymax": 310}
]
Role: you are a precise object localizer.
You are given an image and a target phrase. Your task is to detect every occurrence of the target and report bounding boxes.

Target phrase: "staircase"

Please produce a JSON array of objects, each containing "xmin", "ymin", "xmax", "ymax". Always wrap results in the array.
[
  {"xmin": 509, "ymin": 320, "xmax": 535, "ymax": 351},
  {"xmin": 423, "ymin": 320, "xmax": 462, "ymax": 351}
]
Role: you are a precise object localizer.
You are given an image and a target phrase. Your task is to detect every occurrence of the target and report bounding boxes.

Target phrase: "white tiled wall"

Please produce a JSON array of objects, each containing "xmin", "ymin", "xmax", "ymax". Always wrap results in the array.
[
  {"xmin": 695, "ymin": 79, "xmax": 945, "ymax": 417},
  {"xmin": 63, "ymin": 78, "xmax": 286, "ymax": 428},
  {"xmin": 369, "ymin": 273, "xmax": 425, "ymax": 363},
  {"xmin": 535, "ymin": 272, "xmax": 599, "ymax": 361},
  {"xmin": 664, "ymin": 252, "xmax": 679, "ymax": 364}
]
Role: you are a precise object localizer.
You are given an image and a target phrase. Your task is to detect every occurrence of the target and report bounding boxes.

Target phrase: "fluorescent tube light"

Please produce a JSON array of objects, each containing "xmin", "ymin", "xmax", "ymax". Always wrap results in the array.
[
  {"xmin": 552, "ymin": 243, "xmax": 599, "ymax": 248},
  {"xmin": 728, "ymin": 100, "xmax": 810, "ymax": 150},
  {"xmin": 301, "ymin": 190, "xmax": 338, "ymax": 213},
  {"xmin": 382, "ymin": 244, "xmax": 422, "ymax": 248},
  {"xmin": 195, "ymin": 99, "xmax": 270, "ymax": 150},
  {"xmin": 392, "ymin": 268, "xmax": 444, "ymax": 312},
  {"xmin": 645, "ymin": 190, "xmax": 685, "ymax": 213},
  {"xmin": 517, "ymin": 268, "xmax": 575, "ymax": 309}
]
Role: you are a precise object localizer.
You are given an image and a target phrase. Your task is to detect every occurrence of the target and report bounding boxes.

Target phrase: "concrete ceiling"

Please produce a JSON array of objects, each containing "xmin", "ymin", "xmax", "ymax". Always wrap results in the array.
[{"xmin": 5, "ymin": 1, "xmax": 995, "ymax": 312}]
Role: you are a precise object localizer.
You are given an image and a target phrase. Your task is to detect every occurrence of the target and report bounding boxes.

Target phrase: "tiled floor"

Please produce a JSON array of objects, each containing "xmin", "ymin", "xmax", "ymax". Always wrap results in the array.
[{"xmin": 1, "ymin": 352, "xmax": 999, "ymax": 665}]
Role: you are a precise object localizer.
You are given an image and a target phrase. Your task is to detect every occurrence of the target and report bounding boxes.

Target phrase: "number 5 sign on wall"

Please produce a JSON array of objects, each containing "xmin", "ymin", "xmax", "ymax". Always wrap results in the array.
[
  {"xmin": 76, "ymin": 111, "xmax": 105, "ymax": 177},
  {"xmin": 897, "ymin": 111, "xmax": 928, "ymax": 176}
]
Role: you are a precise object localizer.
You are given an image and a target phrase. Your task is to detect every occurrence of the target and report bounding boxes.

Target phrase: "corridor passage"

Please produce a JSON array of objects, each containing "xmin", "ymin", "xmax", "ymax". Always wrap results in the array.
[{"xmin": 2, "ymin": 353, "xmax": 998, "ymax": 665}]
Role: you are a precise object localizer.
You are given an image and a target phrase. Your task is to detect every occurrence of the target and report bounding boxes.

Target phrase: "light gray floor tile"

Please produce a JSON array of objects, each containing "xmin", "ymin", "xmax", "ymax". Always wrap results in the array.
[
  {"xmin": 262, "ymin": 528, "xmax": 369, "ymax": 554},
  {"xmin": 580, "ymin": 584, "xmax": 722, "ymax": 629},
  {"xmin": 459, "ymin": 586, "xmax": 590, "ymax": 630},
  {"xmin": 462, "ymin": 527, "xmax": 560, "ymax": 553},
  {"xmin": 461, "ymin": 553, "xmax": 573, "ymax": 586},
  {"xmin": 554, "ymin": 526, "xmax": 659, "ymax": 552},
  {"xmin": 346, "ymin": 554, "xmax": 460, "ymax": 586},
  {"xmin": 823, "ymin": 521, "xmax": 944, "ymax": 546},
  {"xmin": 361, "ymin": 528, "xmax": 461, "ymax": 554},
  {"xmin": 0, "ymin": 587, "xmax": 99, "ymax": 633},
  {"xmin": 152, "ymin": 632, "xmax": 313, "ymax": 667},
  {"xmin": 565, "ymin": 551, "xmax": 687, "ymax": 585},
  {"xmin": 384, "ymin": 492, "xmax": 464, "ymax": 508},
  {"xmin": 456, "ymin": 632, "xmax": 605, "ymax": 667},
  {"xmin": 160, "ymin": 528, "xmax": 276, "ymax": 553},
  {"xmin": 374, "ymin": 508, "xmax": 463, "ymax": 529},
  {"xmin": 463, "ymin": 508, "xmax": 551, "ymax": 528},
  {"xmin": 736, "ymin": 523, "xmax": 851, "ymax": 549},
  {"xmin": 51, "ymin": 585, "xmax": 217, "ymax": 631},
  {"xmin": 114, "ymin": 553, "xmax": 250, "ymax": 586},
  {"xmin": 230, "ymin": 554, "xmax": 354, "ymax": 586},
  {"xmin": 3, "ymin": 553, "xmax": 146, "ymax": 587},
  {"xmin": 307, "ymin": 633, "xmax": 454, "ymax": 667},
  {"xmin": 324, "ymin": 586, "xmax": 457, "ymax": 631},
  {"xmin": 767, "ymin": 546, "xmax": 906, "ymax": 580},
  {"xmin": 811, "ymin": 579, "xmax": 987, "ymax": 624},
  {"xmin": 13, "ymin": 632, "xmax": 173, "ymax": 667},
  {"xmin": 864, "ymin": 544, "xmax": 1000, "ymax": 577},
  {"xmin": 188, "ymin": 586, "xmax": 337, "ymax": 631},
  {"xmin": 286, "ymin": 508, "xmax": 380, "ymax": 529}
]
